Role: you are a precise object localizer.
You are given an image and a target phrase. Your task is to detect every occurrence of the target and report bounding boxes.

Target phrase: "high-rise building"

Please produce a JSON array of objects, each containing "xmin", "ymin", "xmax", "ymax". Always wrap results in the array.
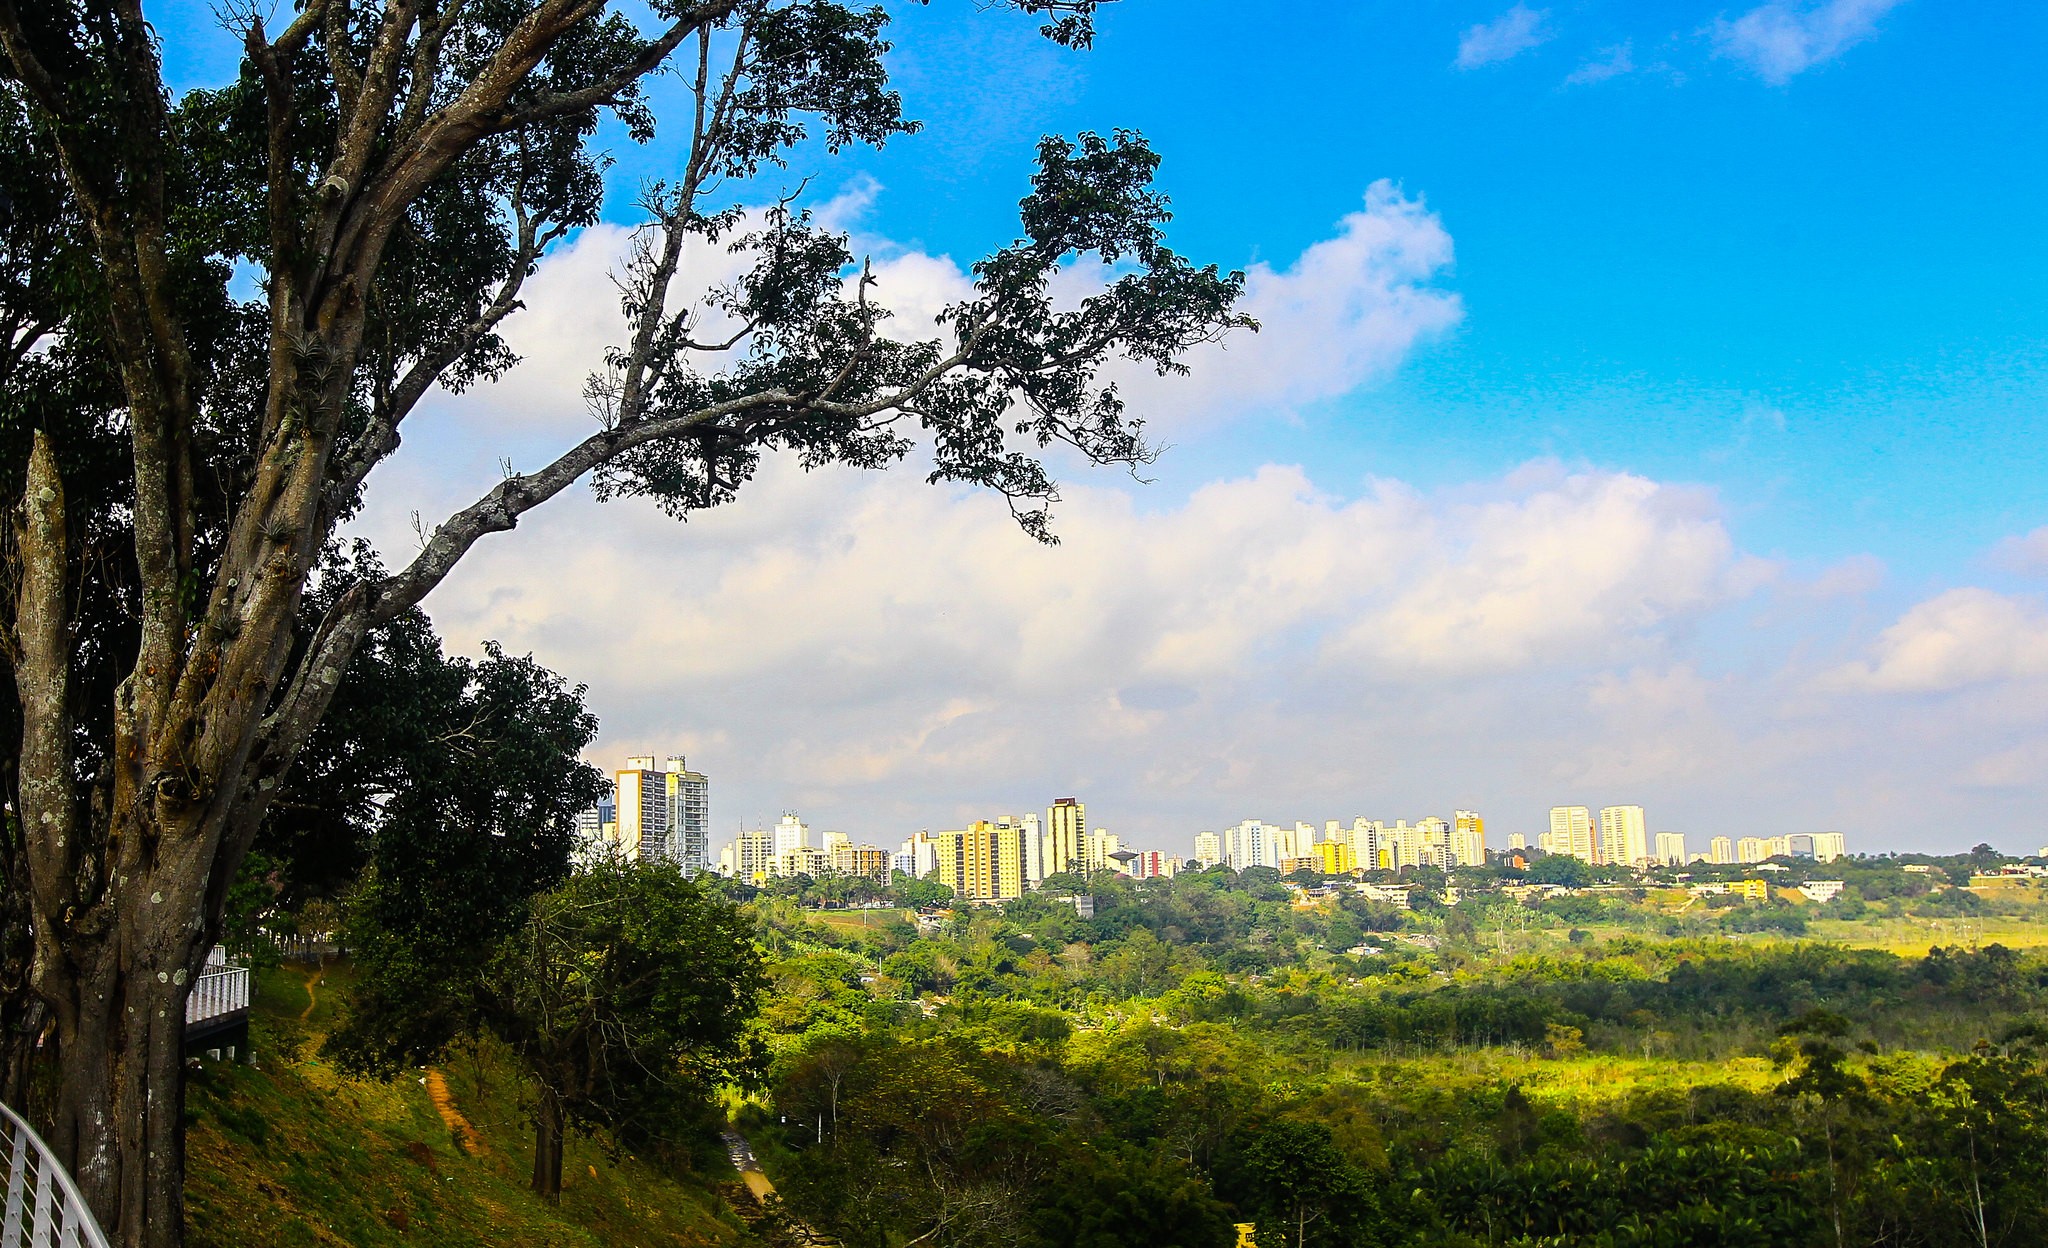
[
  {"xmin": 831, "ymin": 844, "xmax": 891, "ymax": 881},
  {"xmin": 774, "ymin": 812, "xmax": 810, "ymax": 858},
  {"xmin": 1316, "ymin": 838, "xmax": 1356, "ymax": 874},
  {"xmin": 1222, "ymin": 820, "xmax": 1280, "ymax": 871},
  {"xmin": 722, "ymin": 825, "xmax": 774, "ymax": 880},
  {"xmin": 1348, "ymin": 818, "xmax": 1385, "ymax": 871},
  {"xmin": 1509, "ymin": 832, "xmax": 1527, "ymax": 852},
  {"xmin": 936, "ymin": 819, "xmax": 1034, "ymax": 901},
  {"xmin": 1453, "ymin": 810, "xmax": 1487, "ymax": 866},
  {"xmin": 1811, "ymin": 832, "xmax": 1847, "ymax": 863},
  {"xmin": 1736, "ymin": 836, "xmax": 1771, "ymax": 864},
  {"xmin": 1548, "ymin": 806, "xmax": 1595, "ymax": 862},
  {"xmin": 573, "ymin": 795, "xmax": 618, "ymax": 860},
  {"xmin": 1709, "ymin": 835, "xmax": 1733, "ymax": 865},
  {"xmin": 1599, "ymin": 805, "xmax": 1648, "ymax": 867},
  {"xmin": 1192, "ymin": 831, "xmax": 1222, "ymax": 868},
  {"xmin": 777, "ymin": 845, "xmax": 829, "ymax": 877},
  {"xmin": 615, "ymin": 756, "xmax": 710, "ymax": 869},
  {"xmin": 1047, "ymin": 798, "xmax": 1085, "ymax": 877},
  {"xmin": 1085, "ymin": 826, "xmax": 1122, "ymax": 874},
  {"xmin": 1655, "ymin": 832, "xmax": 1687, "ymax": 866},
  {"xmin": 1130, "ymin": 850, "xmax": 1176, "ymax": 880},
  {"xmin": 895, "ymin": 830, "xmax": 939, "ymax": 881},
  {"xmin": 1019, "ymin": 812, "xmax": 1045, "ymax": 885}
]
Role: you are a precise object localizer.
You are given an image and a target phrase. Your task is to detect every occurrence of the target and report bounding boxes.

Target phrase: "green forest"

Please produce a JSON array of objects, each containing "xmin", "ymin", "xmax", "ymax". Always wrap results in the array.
[{"xmin": 724, "ymin": 863, "xmax": 2048, "ymax": 1248}]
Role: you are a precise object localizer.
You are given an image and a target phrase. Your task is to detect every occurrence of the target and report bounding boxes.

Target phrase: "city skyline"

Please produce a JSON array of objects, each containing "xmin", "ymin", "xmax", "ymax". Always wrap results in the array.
[{"xmin": 580, "ymin": 752, "xmax": 1880, "ymax": 872}]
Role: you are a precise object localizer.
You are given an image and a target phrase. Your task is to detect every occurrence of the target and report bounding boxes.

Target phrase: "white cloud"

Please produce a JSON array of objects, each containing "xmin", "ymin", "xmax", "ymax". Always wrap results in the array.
[
  {"xmin": 1820, "ymin": 588, "xmax": 2048, "ymax": 694},
  {"xmin": 1712, "ymin": 0, "xmax": 1906, "ymax": 85},
  {"xmin": 1457, "ymin": 6, "xmax": 1554, "ymax": 70},
  {"xmin": 387, "ymin": 457, "xmax": 1756, "ymax": 835},
  {"xmin": 1338, "ymin": 468, "xmax": 1755, "ymax": 674},
  {"xmin": 1183, "ymin": 181, "xmax": 1459, "ymax": 420},
  {"xmin": 1990, "ymin": 525, "xmax": 2048, "ymax": 578},
  {"xmin": 1565, "ymin": 41, "xmax": 1636, "ymax": 86}
]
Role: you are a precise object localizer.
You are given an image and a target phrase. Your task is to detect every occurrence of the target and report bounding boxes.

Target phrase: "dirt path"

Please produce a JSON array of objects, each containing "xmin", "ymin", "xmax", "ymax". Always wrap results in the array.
[
  {"xmin": 298, "ymin": 959, "xmax": 323, "ymax": 1021},
  {"xmin": 426, "ymin": 1070, "xmax": 490, "ymax": 1156},
  {"xmin": 722, "ymin": 1132, "xmax": 833, "ymax": 1244}
]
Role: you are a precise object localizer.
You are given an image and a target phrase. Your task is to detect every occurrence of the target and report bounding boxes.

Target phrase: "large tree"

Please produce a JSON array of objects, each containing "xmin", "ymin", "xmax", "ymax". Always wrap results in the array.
[{"xmin": 0, "ymin": 0, "xmax": 1248, "ymax": 1242}]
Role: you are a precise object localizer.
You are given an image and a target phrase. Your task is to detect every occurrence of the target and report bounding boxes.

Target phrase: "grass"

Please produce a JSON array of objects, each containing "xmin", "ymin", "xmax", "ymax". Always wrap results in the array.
[
  {"xmin": 184, "ymin": 961, "xmax": 747, "ymax": 1248},
  {"xmin": 806, "ymin": 909, "xmax": 910, "ymax": 939},
  {"xmin": 1809, "ymin": 914, "xmax": 2048, "ymax": 956}
]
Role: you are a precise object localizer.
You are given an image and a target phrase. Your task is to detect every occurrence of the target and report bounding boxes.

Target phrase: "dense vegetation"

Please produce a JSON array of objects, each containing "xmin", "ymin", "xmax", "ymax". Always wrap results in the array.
[{"xmin": 733, "ymin": 861, "xmax": 2048, "ymax": 1248}]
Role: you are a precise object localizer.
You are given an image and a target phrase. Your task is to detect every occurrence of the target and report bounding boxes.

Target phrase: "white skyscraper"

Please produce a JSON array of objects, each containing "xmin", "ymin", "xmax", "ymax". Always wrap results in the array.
[
  {"xmin": 1193, "ymin": 831, "xmax": 1222, "ymax": 868},
  {"xmin": 1600, "ymin": 805, "xmax": 1648, "ymax": 867},
  {"xmin": 1222, "ymin": 820, "xmax": 1280, "ymax": 870},
  {"xmin": 1548, "ymin": 806, "xmax": 1595, "ymax": 862},
  {"xmin": 774, "ymin": 812, "xmax": 810, "ymax": 858},
  {"xmin": 1655, "ymin": 832, "xmax": 1687, "ymax": 866},
  {"xmin": 614, "ymin": 755, "xmax": 710, "ymax": 869}
]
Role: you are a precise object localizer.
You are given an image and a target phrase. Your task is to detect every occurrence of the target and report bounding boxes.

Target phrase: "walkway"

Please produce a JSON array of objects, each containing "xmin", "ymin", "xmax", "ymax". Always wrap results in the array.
[{"xmin": 720, "ymin": 1131, "xmax": 833, "ymax": 1245}]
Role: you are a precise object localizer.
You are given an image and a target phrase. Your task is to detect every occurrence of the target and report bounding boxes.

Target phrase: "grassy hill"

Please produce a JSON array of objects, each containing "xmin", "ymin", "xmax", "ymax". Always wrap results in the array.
[{"xmin": 184, "ymin": 961, "xmax": 753, "ymax": 1247}]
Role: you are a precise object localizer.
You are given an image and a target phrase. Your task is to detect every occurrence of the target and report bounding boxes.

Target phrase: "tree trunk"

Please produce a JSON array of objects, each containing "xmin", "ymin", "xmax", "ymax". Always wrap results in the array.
[
  {"xmin": 37, "ymin": 895, "xmax": 208, "ymax": 1248},
  {"xmin": 532, "ymin": 1082, "xmax": 565, "ymax": 1202}
]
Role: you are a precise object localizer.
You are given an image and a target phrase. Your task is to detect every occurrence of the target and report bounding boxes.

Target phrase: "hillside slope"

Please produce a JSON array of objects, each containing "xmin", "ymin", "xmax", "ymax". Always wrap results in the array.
[{"xmin": 184, "ymin": 962, "xmax": 749, "ymax": 1247}]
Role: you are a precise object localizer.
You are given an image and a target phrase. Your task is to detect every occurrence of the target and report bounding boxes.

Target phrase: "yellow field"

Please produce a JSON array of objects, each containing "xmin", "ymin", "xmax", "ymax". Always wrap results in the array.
[
  {"xmin": 1809, "ymin": 914, "xmax": 2048, "ymax": 956},
  {"xmin": 808, "ymin": 907, "xmax": 911, "ymax": 937}
]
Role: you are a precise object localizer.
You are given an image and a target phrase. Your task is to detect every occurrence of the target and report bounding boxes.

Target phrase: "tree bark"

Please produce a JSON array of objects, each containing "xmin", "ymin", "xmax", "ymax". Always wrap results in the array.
[{"xmin": 532, "ymin": 1081, "xmax": 565, "ymax": 1202}]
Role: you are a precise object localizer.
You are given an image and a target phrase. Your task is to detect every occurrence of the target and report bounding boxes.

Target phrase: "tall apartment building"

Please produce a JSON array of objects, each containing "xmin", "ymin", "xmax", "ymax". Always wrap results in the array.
[
  {"xmin": 1222, "ymin": 820, "xmax": 1280, "ymax": 871},
  {"xmin": 615, "ymin": 756, "xmax": 710, "ymax": 870},
  {"xmin": 936, "ymin": 819, "xmax": 1034, "ymax": 901},
  {"xmin": 773, "ymin": 812, "xmax": 810, "ymax": 858},
  {"xmin": 1736, "ymin": 836, "xmax": 1771, "ymax": 864},
  {"xmin": 1811, "ymin": 832, "xmax": 1847, "ymax": 863},
  {"xmin": 1047, "ymin": 798, "xmax": 1085, "ymax": 877},
  {"xmin": 1192, "ymin": 831, "xmax": 1222, "ymax": 868},
  {"xmin": 1547, "ymin": 806, "xmax": 1595, "ymax": 862},
  {"xmin": 1599, "ymin": 805, "xmax": 1648, "ymax": 867},
  {"xmin": 1655, "ymin": 832, "xmax": 1687, "ymax": 866},
  {"xmin": 1384, "ymin": 821, "xmax": 1421, "ymax": 868},
  {"xmin": 1129, "ymin": 850, "xmax": 1177, "ymax": 880},
  {"xmin": 1709, "ymin": 835, "xmax": 1733, "ymax": 865},
  {"xmin": 573, "ymin": 795, "xmax": 617, "ymax": 860},
  {"xmin": 895, "ymin": 830, "xmax": 938, "ymax": 881},
  {"xmin": 1453, "ymin": 810, "xmax": 1487, "ymax": 866},
  {"xmin": 1085, "ymin": 826, "xmax": 1122, "ymax": 875},
  {"xmin": 1019, "ymin": 812, "xmax": 1045, "ymax": 885},
  {"xmin": 831, "ymin": 845, "xmax": 891, "ymax": 881},
  {"xmin": 1315, "ymin": 839, "xmax": 1356, "ymax": 874},
  {"xmin": 1351, "ymin": 818, "xmax": 1386, "ymax": 871},
  {"xmin": 720, "ymin": 824, "xmax": 774, "ymax": 880}
]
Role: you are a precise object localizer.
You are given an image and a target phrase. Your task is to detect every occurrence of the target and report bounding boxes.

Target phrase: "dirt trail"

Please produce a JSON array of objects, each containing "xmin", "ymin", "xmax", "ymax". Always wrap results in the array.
[
  {"xmin": 425, "ymin": 1070, "xmax": 490, "ymax": 1156},
  {"xmin": 298, "ymin": 959, "xmax": 323, "ymax": 1021}
]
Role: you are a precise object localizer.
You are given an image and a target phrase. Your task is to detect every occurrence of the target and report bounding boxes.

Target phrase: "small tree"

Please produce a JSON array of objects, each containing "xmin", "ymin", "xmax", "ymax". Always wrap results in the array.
[{"xmin": 484, "ymin": 856, "xmax": 766, "ymax": 1201}]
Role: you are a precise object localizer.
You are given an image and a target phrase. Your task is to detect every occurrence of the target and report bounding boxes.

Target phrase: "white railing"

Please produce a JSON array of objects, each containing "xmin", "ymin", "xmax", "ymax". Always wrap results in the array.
[
  {"xmin": 185, "ymin": 964, "xmax": 249, "ymax": 1028},
  {"xmin": 0, "ymin": 1099, "xmax": 110, "ymax": 1248}
]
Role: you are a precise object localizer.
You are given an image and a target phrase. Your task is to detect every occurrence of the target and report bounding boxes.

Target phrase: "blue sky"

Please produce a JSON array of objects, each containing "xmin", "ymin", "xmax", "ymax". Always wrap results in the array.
[{"xmin": 152, "ymin": 2, "xmax": 2048, "ymax": 854}]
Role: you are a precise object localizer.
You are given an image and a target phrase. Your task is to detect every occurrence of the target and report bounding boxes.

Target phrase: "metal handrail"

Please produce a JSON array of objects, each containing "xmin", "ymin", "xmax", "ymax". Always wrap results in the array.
[
  {"xmin": 0, "ymin": 1099, "xmax": 110, "ymax": 1248},
  {"xmin": 184, "ymin": 965, "xmax": 249, "ymax": 1027}
]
